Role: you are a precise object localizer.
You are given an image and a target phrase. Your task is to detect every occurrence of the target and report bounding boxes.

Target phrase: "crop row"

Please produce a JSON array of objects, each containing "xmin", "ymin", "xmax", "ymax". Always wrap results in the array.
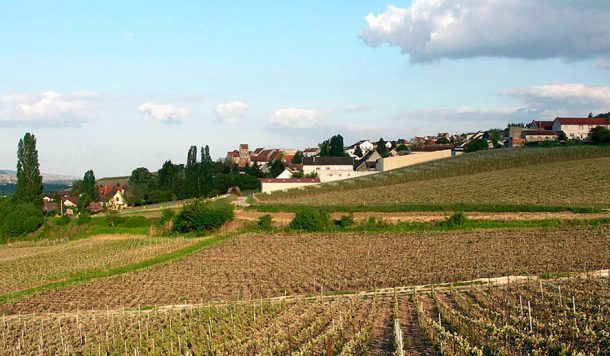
[{"xmin": 3, "ymin": 225, "xmax": 609, "ymax": 314}]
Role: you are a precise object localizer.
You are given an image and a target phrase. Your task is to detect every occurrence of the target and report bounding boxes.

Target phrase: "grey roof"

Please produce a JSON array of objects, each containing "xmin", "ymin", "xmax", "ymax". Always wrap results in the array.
[{"xmin": 303, "ymin": 156, "xmax": 354, "ymax": 166}]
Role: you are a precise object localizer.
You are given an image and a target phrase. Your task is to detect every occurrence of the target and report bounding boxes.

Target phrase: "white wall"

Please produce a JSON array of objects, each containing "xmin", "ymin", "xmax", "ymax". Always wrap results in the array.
[
  {"xmin": 376, "ymin": 150, "xmax": 452, "ymax": 172},
  {"xmin": 262, "ymin": 181, "xmax": 320, "ymax": 193},
  {"xmin": 303, "ymin": 165, "xmax": 376, "ymax": 183}
]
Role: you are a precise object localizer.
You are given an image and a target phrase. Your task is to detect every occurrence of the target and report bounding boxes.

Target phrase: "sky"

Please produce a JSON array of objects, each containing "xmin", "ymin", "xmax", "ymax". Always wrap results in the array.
[{"xmin": 1, "ymin": 0, "xmax": 610, "ymax": 177}]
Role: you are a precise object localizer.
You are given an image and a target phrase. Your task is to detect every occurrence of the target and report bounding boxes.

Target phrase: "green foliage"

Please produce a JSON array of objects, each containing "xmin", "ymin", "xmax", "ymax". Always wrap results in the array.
[
  {"xmin": 158, "ymin": 209, "xmax": 175, "ymax": 227},
  {"xmin": 257, "ymin": 214, "xmax": 273, "ymax": 230},
  {"xmin": 436, "ymin": 212, "xmax": 468, "ymax": 228},
  {"xmin": 14, "ymin": 133, "xmax": 43, "ymax": 209},
  {"xmin": 354, "ymin": 145, "xmax": 364, "ymax": 158},
  {"xmin": 465, "ymin": 138, "xmax": 488, "ymax": 153},
  {"xmin": 289, "ymin": 209, "xmax": 330, "ymax": 232},
  {"xmin": 56, "ymin": 215, "xmax": 71, "ymax": 226},
  {"xmin": 335, "ymin": 214, "xmax": 355, "ymax": 228},
  {"xmin": 591, "ymin": 126, "xmax": 610, "ymax": 144},
  {"xmin": 268, "ymin": 159, "xmax": 285, "ymax": 178},
  {"xmin": 77, "ymin": 212, "xmax": 91, "ymax": 225},
  {"xmin": 557, "ymin": 131, "xmax": 568, "ymax": 141},
  {"xmin": 82, "ymin": 170, "xmax": 99, "ymax": 202},
  {"xmin": 436, "ymin": 137, "xmax": 450, "ymax": 144},
  {"xmin": 377, "ymin": 138, "xmax": 390, "ymax": 157},
  {"xmin": 320, "ymin": 134, "xmax": 347, "ymax": 157},
  {"xmin": 396, "ymin": 144, "xmax": 409, "ymax": 152},
  {"xmin": 0, "ymin": 202, "xmax": 44, "ymax": 239},
  {"xmin": 106, "ymin": 210, "xmax": 125, "ymax": 227},
  {"xmin": 291, "ymin": 151, "xmax": 304, "ymax": 164},
  {"xmin": 172, "ymin": 200, "xmax": 235, "ymax": 233},
  {"xmin": 129, "ymin": 167, "xmax": 154, "ymax": 186},
  {"xmin": 145, "ymin": 190, "xmax": 175, "ymax": 204}
]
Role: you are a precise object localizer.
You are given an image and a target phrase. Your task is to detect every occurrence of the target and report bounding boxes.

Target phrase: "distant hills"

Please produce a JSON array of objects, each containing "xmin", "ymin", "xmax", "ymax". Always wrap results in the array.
[{"xmin": 0, "ymin": 170, "xmax": 77, "ymax": 182}]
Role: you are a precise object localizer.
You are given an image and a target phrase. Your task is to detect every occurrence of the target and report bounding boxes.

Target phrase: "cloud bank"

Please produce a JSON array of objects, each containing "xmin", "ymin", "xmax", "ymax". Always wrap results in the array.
[
  {"xmin": 360, "ymin": 0, "xmax": 610, "ymax": 62},
  {"xmin": 214, "ymin": 101, "xmax": 248, "ymax": 123},
  {"xmin": 138, "ymin": 102, "xmax": 189, "ymax": 124},
  {"xmin": 0, "ymin": 91, "xmax": 97, "ymax": 126},
  {"xmin": 504, "ymin": 83, "xmax": 610, "ymax": 115}
]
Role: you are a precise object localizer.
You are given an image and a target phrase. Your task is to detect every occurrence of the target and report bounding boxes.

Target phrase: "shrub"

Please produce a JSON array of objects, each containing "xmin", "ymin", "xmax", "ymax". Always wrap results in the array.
[
  {"xmin": 290, "ymin": 209, "xmax": 330, "ymax": 232},
  {"xmin": 172, "ymin": 200, "xmax": 234, "ymax": 233},
  {"xmin": 120, "ymin": 216, "xmax": 150, "ymax": 228},
  {"xmin": 437, "ymin": 212, "xmax": 468, "ymax": 228},
  {"xmin": 77, "ymin": 212, "xmax": 91, "ymax": 225},
  {"xmin": 106, "ymin": 210, "xmax": 125, "ymax": 227},
  {"xmin": 335, "ymin": 214, "xmax": 355, "ymax": 228},
  {"xmin": 257, "ymin": 214, "xmax": 273, "ymax": 230},
  {"xmin": 0, "ymin": 203, "xmax": 44, "ymax": 238},
  {"xmin": 56, "ymin": 214, "xmax": 71, "ymax": 226},
  {"xmin": 158, "ymin": 209, "xmax": 176, "ymax": 227}
]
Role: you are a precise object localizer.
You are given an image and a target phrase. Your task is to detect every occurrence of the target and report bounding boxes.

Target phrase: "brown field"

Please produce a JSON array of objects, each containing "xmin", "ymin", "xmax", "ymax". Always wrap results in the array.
[
  {"xmin": 261, "ymin": 157, "xmax": 610, "ymax": 207},
  {"xmin": 0, "ymin": 235, "xmax": 199, "ymax": 295},
  {"xmin": 0, "ymin": 277, "xmax": 607, "ymax": 355},
  {"xmin": 4, "ymin": 225, "xmax": 608, "ymax": 314}
]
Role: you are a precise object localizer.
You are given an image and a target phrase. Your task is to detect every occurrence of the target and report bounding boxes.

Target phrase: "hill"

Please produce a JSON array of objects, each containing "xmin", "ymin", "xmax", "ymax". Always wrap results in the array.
[
  {"xmin": 0, "ymin": 169, "xmax": 76, "ymax": 182},
  {"xmin": 257, "ymin": 146, "xmax": 610, "ymax": 209}
]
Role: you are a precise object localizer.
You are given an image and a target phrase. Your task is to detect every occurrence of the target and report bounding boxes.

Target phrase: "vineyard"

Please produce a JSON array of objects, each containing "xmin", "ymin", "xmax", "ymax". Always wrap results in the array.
[
  {"xmin": 4, "ymin": 225, "xmax": 608, "ymax": 314},
  {"xmin": 0, "ymin": 276, "xmax": 607, "ymax": 354},
  {"xmin": 258, "ymin": 147, "xmax": 610, "ymax": 208},
  {"xmin": 0, "ymin": 235, "xmax": 199, "ymax": 296}
]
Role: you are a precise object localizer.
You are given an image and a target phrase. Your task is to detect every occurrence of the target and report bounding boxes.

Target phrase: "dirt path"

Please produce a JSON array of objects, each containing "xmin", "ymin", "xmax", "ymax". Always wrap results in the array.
[
  {"xmin": 399, "ymin": 295, "xmax": 440, "ymax": 355},
  {"xmin": 236, "ymin": 210, "xmax": 610, "ymax": 224},
  {"xmin": 367, "ymin": 296, "xmax": 395, "ymax": 355}
]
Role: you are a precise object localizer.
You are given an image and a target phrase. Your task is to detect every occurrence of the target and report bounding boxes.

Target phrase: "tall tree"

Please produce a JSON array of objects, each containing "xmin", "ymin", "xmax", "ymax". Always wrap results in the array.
[
  {"xmin": 319, "ymin": 139, "xmax": 330, "ymax": 157},
  {"xmin": 376, "ymin": 138, "xmax": 390, "ymax": 157},
  {"xmin": 129, "ymin": 167, "xmax": 153, "ymax": 186},
  {"xmin": 354, "ymin": 145, "xmax": 364, "ymax": 158},
  {"xmin": 268, "ymin": 159, "xmax": 285, "ymax": 178},
  {"xmin": 15, "ymin": 133, "xmax": 43, "ymax": 209},
  {"xmin": 158, "ymin": 160, "xmax": 175, "ymax": 191},
  {"xmin": 185, "ymin": 145, "xmax": 199, "ymax": 198},
  {"xmin": 82, "ymin": 170, "xmax": 99, "ymax": 201}
]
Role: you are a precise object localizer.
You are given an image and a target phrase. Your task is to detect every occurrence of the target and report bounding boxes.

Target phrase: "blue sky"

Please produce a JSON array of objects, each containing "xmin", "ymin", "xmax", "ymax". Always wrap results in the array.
[{"xmin": 1, "ymin": 0, "xmax": 610, "ymax": 177}]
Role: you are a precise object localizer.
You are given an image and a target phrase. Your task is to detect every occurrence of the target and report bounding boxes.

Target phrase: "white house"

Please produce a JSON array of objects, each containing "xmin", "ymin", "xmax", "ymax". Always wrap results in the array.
[
  {"xmin": 345, "ymin": 140, "xmax": 375, "ymax": 157},
  {"xmin": 302, "ymin": 156, "xmax": 376, "ymax": 183},
  {"xmin": 552, "ymin": 117, "xmax": 610, "ymax": 140},
  {"xmin": 107, "ymin": 188, "xmax": 128, "ymax": 210}
]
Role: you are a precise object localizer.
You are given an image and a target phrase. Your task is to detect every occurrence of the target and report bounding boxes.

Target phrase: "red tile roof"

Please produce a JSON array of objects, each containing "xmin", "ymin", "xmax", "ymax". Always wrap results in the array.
[
  {"xmin": 261, "ymin": 178, "xmax": 320, "ymax": 183},
  {"xmin": 531, "ymin": 120, "xmax": 554, "ymax": 130},
  {"xmin": 555, "ymin": 117, "xmax": 610, "ymax": 125},
  {"xmin": 523, "ymin": 130, "xmax": 557, "ymax": 136}
]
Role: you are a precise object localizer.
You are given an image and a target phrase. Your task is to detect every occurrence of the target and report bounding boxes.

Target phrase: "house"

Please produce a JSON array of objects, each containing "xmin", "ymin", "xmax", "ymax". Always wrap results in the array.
[
  {"xmin": 107, "ymin": 186, "xmax": 128, "ymax": 211},
  {"xmin": 62, "ymin": 196, "xmax": 80, "ymax": 208},
  {"xmin": 528, "ymin": 120, "xmax": 554, "ymax": 130},
  {"xmin": 521, "ymin": 130, "xmax": 558, "ymax": 142},
  {"xmin": 43, "ymin": 201, "xmax": 58, "ymax": 214},
  {"xmin": 276, "ymin": 166, "xmax": 302, "ymax": 179},
  {"xmin": 238, "ymin": 144, "xmax": 250, "ymax": 167},
  {"xmin": 302, "ymin": 156, "xmax": 376, "ymax": 183},
  {"xmin": 303, "ymin": 147, "xmax": 320, "ymax": 157},
  {"xmin": 551, "ymin": 117, "xmax": 610, "ymax": 140},
  {"xmin": 87, "ymin": 202, "xmax": 104, "ymax": 214},
  {"xmin": 226, "ymin": 150, "xmax": 240, "ymax": 165},
  {"xmin": 260, "ymin": 178, "xmax": 321, "ymax": 194},
  {"xmin": 345, "ymin": 140, "xmax": 375, "ymax": 157}
]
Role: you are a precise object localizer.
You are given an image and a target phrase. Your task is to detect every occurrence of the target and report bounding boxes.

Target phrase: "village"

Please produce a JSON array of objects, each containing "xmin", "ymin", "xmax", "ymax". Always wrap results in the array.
[{"xmin": 38, "ymin": 114, "xmax": 610, "ymax": 214}]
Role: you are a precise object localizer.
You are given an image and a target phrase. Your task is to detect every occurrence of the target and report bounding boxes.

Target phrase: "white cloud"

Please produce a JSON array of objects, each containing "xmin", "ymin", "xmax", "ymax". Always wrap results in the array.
[
  {"xmin": 138, "ymin": 102, "xmax": 189, "ymax": 124},
  {"xmin": 504, "ymin": 83, "xmax": 610, "ymax": 115},
  {"xmin": 595, "ymin": 59, "xmax": 610, "ymax": 69},
  {"xmin": 214, "ymin": 101, "xmax": 248, "ymax": 123},
  {"xmin": 360, "ymin": 0, "xmax": 610, "ymax": 62},
  {"xmin": 268, "ymin": 108, "xmax": 320, "ymax": 129},
  {"xmin": 0, "ymin": 91, "xmax": 97, "ymax": 126}
]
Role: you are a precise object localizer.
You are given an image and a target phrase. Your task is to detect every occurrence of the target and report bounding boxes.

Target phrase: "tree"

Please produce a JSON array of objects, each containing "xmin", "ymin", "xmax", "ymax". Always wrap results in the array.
[
  {"xmin": 158, "ymin": 160, "xmax": 175, "ymax": 191},
  {"xmin": 245, "ymin": 163, "xmax": 264, "ymax": 178},
  {"xmin": 129, "ymin": 167, "xmax": 153, "ymax": 186},
  {"xmin": 268, "ymin": 159, "xmax": 285, "ymax": 178},
  {"xmin": 591, "ymin": 126, "xmax": 610, "ymax": 144},
  {"xmin": 465, "ymin": 138, "xmax": 488, "ymax": 153},
  {"xmin": 185, "ymin": 145, "xmax": 199, "ymax": 198},
  {"xmin": 319, "ymin": 139, "xmax": 330, "ymax": 157},
  {"xmin": 557, "ymin": 131, "xmax": 568, "ymax": 142},
  {"xmin": 82, "ymin": 170, "xmax": 99, "ymax": 202},
  {"xmin": 291, "ymin": 151, "xmax": 304, "ymax": 164},
  {"xmin": 354, "ymin": 145, "xmax": 364, "ymax": 158},
  {"xmin": 329, "ymin": 135, "xmax": 346, "ymax": 157},
  {"xmin": 14, "ymin": 133, "xmax": 43, "ymax": 209},
  {"xmin": 376, "ymin": 138, "xmax": 390, "ymax": 157},
  {"xmin": 436, "ymin": 137, "xmax": 450, "ymax": 144}
]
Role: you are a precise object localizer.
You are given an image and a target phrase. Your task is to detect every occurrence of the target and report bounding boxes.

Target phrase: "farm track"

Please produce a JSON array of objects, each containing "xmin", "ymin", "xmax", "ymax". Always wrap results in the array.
[
  {"xmin": 365, "ymin": 296, "xmax": 394, "ymax": 355},
  {"xmin": 398, "ymin": 295, "xmax": 440, "ymax": 355},
  {"xmin": 236, "ymin": 210, "xmax": 610, "ymax": 224}
]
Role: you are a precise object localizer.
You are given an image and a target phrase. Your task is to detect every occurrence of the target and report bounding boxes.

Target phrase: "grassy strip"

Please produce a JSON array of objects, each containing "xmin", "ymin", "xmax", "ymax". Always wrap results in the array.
[
  {"xmin": 252, "ymin": 203, "xmax": 605, "ymax": 214},
  {"xmin": 0, "ymin": 233, "xmax": 232, "ymax": 303}
]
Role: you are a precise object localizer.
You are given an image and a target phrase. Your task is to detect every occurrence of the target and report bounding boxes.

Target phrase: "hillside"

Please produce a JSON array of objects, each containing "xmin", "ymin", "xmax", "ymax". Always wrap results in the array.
[{"xmin": 258, "ymin": 146, "xmax": 610, "ymax": 208}]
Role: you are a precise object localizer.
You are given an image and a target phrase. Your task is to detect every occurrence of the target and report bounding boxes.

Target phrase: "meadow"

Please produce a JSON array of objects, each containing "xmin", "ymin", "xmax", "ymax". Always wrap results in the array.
[
  {"xmin": 258, "ymin": 146, "xmax": 610, "ymax": 209},
  {"xmin": 3, "ymin": 224, "xmax": 608, "ymax": 314}
]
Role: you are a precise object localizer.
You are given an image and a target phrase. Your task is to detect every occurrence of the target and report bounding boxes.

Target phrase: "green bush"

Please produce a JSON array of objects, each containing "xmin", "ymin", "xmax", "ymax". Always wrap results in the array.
[
  {"xmin": 172, "ymin": 200, "xmax": 234, "ymax": 233},
  {"xmin": 0, "ymin": 203, "xmax": 44, "ymax": 238},
  {"xmin": 77, "ymin": 212, "xmax": 91, "ymax": 225},
  {"xmin": 106, "ymin": 210, "xmax": 125, "ymax": 227},
  {"xmin": 437, "ymin": 212, "xmax": 468, "ymax": 228},
  {"xmin": 56, "ymin": 214, "xmax": 71, "ymax": 226},
  {"xmin": 158, "ymin": 209, "xmax": 176, "ymax": 227},
  {"xmin": 290, "ymin": 209, "xmax": 330, "ymax": 232},
  {"xmin": 257, "ymin": 214, "xmax": 273, "ymax": 230},
  {"xmin": 335, "ymin": 214, "xmax": 355, "ymax": 228}
]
